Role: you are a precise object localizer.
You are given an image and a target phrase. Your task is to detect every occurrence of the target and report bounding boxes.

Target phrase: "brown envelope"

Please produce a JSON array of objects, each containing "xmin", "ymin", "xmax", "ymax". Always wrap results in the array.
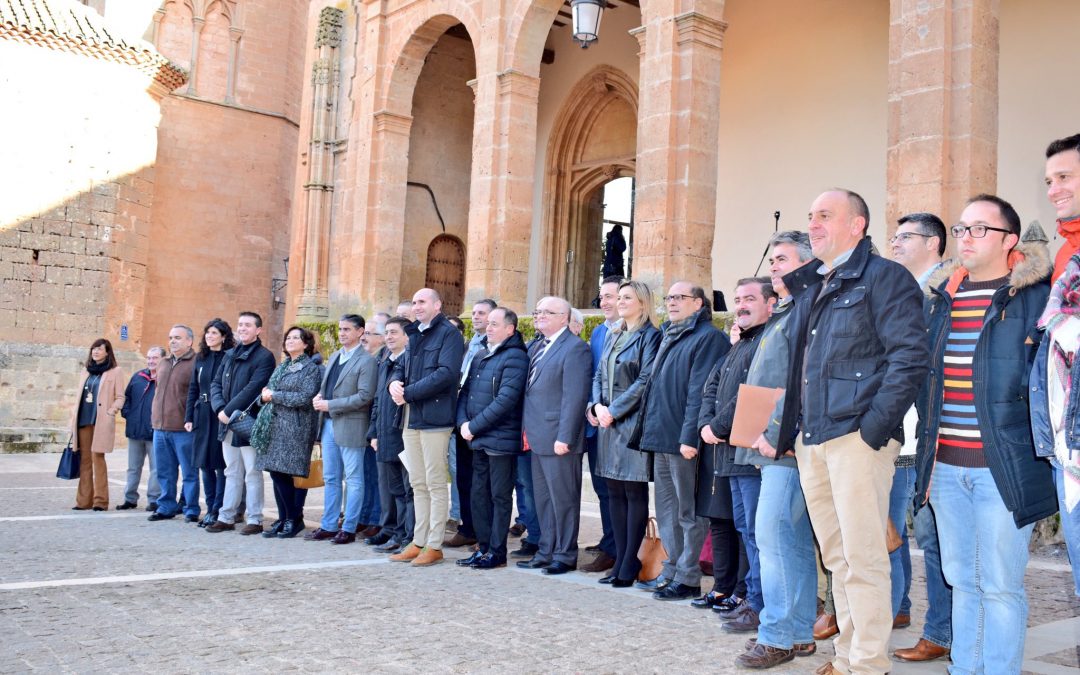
[{"xmin": 729, "ymin": 383, "xmax": 785, "ymax": 449}]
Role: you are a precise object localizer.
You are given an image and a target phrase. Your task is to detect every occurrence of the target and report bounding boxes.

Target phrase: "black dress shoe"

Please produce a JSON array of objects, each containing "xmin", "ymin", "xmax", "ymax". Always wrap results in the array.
[
  {"xmin": 147, "ymin": 512, "xmax": 175, "ymax": 521},
  {"xmin": 365, "ymin": 532, "xmax": 392, "ymax": 546},
  {"xmin": 611, "ymin": 578, "xmax": 634, "ymax": 588},
  {"xmin": 145, "ymin": 502, "xmax": 158, "ymax": 512},
  {"xmin": 92, "ymin": 506, "xmax": 105, "ymax": 512},
  {"xmin": 542, "ymin": 561, "xmax": 576, "ymax": 575},
  {"xmin": 277, "ymin": 519, "xmax": 305, "ymax": 539},
  {"xmin": 184, "ymin": 514, "xmax": 200, "ymax": 523},
  {"xmin": 516, "ymin": 557, "xmax": 550, "ymax": 569},
  {"xmin": 116, "ymin": 502, "xmax": 137, "ymax": 510},
  {"xmin": 72, "ymin": 506, "xmax": 90, "ymax": 511},
  {"xmin": 510, "ymin": 541, "xmax": 539, "ymax": 558},
  {"xmin": 262, "ymin": 520, "xmax": 285, "ymax": 538},
  {"xmin": 653, "ymin": 582, "xmax": 700, "ymax": 601},
  {"xmin": 472, "ymin": 553, "xmax": 506, "ymax": 569},
  {"xmin": 692, "ymin": 590, "xmax": 732, "ymax": 610},
  {"xmin": 599, "ymin": 575, "xmax": 616, "ymax": 584},
  {"xmin": 457, "ymin": 551, "xmax": 484, "ymax": 567}
]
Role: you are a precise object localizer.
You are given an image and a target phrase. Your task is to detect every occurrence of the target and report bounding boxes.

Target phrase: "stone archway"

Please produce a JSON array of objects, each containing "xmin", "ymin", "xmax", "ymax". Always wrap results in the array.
[{"xmin": 540, "ymin": 66, "xmax": 638, "ymax": 307}]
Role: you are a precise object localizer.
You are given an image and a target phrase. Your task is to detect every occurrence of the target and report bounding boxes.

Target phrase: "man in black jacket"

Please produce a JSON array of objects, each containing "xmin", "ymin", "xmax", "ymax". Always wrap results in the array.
[
  {"xmin": 631, "ymin": 282, "xmax": 729, "ymax": 600},
  {"xmin": 387, "ymin": 289, "xmax": 464, "ymax": 567},
  {"xmin": 456, "ymin": 307, "xmax": 529, "ymax": 570},
  {"xmin": 915, "ymin": 195, "xmax": 1054, "ymax": 674},
  {"xmin": 776, "ymin": 189, "xmax": 928, "ymax": 675},
  {"xmin": 118, "ymin": 347, "xmax": 164, "ymax": 510},
  {"xmin": 369, "ymin": 317, "xmax": 414, "ymax": 554},
  {"xmin": 206, "ymin": 311, "xmax": 276, "ymax": 536}
]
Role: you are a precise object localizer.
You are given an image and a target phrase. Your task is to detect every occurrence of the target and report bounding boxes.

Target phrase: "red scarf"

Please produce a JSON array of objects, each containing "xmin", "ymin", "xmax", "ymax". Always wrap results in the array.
[{"xmin": 1054, "ymin": 215, "xmax": 1080, "ymax": 283}]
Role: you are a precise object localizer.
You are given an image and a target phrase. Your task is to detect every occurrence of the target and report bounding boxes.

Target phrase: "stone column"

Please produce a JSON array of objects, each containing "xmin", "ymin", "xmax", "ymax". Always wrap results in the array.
[
  {"xmin": 225, "ymin": 26, "xmax": 244, "ymax": 104},
  {"xmin": 294, "ymin": 7, "xmax": 343, "ymax": 322},
  {"xmin": 185, "ymin": 15, "xmax": 206, "ymax": 96},
  {"xmin": 887, "ymin": 0, "xmax": 998, "ymax": 231},
  {"xmin": 632, "ymin": 5, "xmax": 727, "ymax": 294},
  {"xmin": 463, "ymin": 67, "xmax": 541, "ymax": 312},
  {"xmin": 366, "ymin": 111, "xmax": 414, "ymax": 311}
]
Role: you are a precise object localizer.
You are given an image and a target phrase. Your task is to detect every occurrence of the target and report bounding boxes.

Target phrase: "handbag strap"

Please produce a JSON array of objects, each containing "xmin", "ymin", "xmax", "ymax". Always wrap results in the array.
[{"xmin": 645, "ymin": 516, "xmax": 657, "ymax": 539}]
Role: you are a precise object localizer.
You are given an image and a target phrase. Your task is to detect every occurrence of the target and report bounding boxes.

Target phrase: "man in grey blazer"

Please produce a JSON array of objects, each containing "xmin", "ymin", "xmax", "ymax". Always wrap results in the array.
[
  {"xmin": 517, "ymin": 296, "xmax": 593, "ymax": 575},
  {"xmin": 308, "ymin": 314, "xmax": 378, "ymax": 544}
]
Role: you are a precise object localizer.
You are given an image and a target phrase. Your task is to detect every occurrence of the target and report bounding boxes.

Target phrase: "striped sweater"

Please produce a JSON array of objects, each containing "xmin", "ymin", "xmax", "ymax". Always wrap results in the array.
[{"xmin": 937, "ymin": 275, "xmax": 1008, "ymax": 467}]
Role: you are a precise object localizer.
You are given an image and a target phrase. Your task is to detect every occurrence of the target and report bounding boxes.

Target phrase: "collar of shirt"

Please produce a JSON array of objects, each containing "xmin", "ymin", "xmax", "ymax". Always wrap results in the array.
[
  {"xmin": 817, "ymin": 247, "xmax": 856, "ymax": 275},
  {"xmin": 388, "ymin": 349, "xmax": 404, "ymax": 362},
  {"xmin": 338, "ymin": 342, "xmax": 361, "ymax": 363},
  {"xmin": 487, "ymin": 340, "xmax": 503, "ymax": 354},
  {"xmin": 540, "ymin": 326, "xmax": 567, "ymax": 355},
  {"xmin": 604, "ymin": 318, "xmax": 621, "ymax": 330}
]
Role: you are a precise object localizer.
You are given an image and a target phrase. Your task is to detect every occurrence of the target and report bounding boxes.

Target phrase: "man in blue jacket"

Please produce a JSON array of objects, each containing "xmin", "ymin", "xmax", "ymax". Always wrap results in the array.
[
  {"xmin": 388, "ymin": 288, "xmax": 465, "ymax": 567},
  {"xmin": 456, "ymin": 307, "xmax": 529, "ymax": 569},
  {"xmin": 118, "ymin": 346, "xmax": 164, "ymax": 510},
  {"xmin": 915, "ymin": 195, "xmax": 1055, "ymax": 674}
]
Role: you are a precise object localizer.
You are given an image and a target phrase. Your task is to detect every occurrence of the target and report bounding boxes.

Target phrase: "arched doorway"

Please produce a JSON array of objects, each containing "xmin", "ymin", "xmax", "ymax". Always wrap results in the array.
[
  {"xmin": 541, "ymin": 66, "xmax": 638, "ymax": 309},
  {"xmin": 425, "ymin": 234, "xmax": 465, "ymax": 316}
]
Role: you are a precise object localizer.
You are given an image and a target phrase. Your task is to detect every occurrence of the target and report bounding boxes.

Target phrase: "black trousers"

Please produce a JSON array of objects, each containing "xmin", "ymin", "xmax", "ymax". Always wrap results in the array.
[
  {"xmin": 454, "ymin": 428, "xmax": 475, "ymax": 537},
  {"xmin": 270, "ymin": 471, "xmax": 301, "ymax": 522},
  {"xmin": 377, "ymin": 458, "xmax": 414, "ymax": 544},
  {"xmin": 607, "ymin": 478, "xmax": 650, "ymax": 581},
  {"xmin": 710, "ymin": 516, "xmax": 748, "ymax": 597},
  {"xmin": 470, "ymin": 449, "xmax": 516, "ymax": 558}
]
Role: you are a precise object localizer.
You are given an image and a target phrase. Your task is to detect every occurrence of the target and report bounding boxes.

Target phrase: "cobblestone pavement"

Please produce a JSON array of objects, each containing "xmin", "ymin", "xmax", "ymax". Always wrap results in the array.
[{"xmin": 1, "ymin": 454, "xmax": 1077, "ymax": 674}]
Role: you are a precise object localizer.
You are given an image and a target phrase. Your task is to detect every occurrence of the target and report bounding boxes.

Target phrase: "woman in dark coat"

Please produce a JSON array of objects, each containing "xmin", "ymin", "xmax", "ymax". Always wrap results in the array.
[
  {"xmin": 185, "ymin": 318, "xmax": 235, "ymax": 527},
  {"xmin": 589, "ymin": 280, "xmax": 662, "ymax": 586},
  {"xmin": 252, "ymin": 326, "xmax": 321, "ymax": 539}
]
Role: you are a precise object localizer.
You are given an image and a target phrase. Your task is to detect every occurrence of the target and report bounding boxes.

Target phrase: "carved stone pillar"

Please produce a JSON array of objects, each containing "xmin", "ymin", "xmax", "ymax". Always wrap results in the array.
[
  {"xmin": 186, "ymin": 15, "xmax": 206, "ymax": 96},
  {"xmin": 225, "ymin": 26, "xmax": 243, "ymax": 104},
  {"xmin": 295, "ymin": 7, "xmax": 343, "ymax": 322},
  {"xmin": 632, "ymin": 7, "xmax": 727, "ymax": 294}
]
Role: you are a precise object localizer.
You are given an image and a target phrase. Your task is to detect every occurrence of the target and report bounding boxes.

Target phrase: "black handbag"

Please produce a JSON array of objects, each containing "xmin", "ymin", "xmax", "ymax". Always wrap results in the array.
[
  {"xmin": 227, "ymin": 399, "xmax": 259, "ymax": 446},
  {"xmin": 56, "ymin": 436, "xmax": 80, "ymax": 480}
]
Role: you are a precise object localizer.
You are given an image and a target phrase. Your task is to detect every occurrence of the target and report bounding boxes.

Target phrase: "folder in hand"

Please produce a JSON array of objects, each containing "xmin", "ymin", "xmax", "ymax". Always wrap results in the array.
[{"xmin": 729, "ymin": 384, "xmax": 785, "ymax": 449}]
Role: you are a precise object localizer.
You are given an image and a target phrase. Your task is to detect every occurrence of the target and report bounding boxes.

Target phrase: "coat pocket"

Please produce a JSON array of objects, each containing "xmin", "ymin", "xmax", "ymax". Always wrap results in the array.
[{"xmin": 826, "ymin": 358, "xmax": 881, "ymax": 419}]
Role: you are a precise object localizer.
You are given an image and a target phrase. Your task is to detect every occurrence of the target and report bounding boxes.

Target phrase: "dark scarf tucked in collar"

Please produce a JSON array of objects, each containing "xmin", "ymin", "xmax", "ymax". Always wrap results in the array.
[{"xmin": 86, "ymin": 360, "xmax": 112, "ymax": 375}]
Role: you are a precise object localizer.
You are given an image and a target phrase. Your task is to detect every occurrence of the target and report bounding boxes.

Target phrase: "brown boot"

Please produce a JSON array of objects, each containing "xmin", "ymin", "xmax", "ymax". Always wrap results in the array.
[
  {"xmin": 412, "ymin": 547, "xmax": 444, "ymax": 567},
  {"xmin": 735, "ymin": 642, "xmax": 794, "ymax": 669},
  {"xmin": 580, "ymin": 552, "xmax": 616, "ymax": 573},
  {"xmin": 893, "ymin": 638, "xmax": 950, "ymax": 662},
  {"xmin": 389, "ymin": 543, "xmax": 422, "ymax": 562},
  {"xmin": 813, "ymin": 612, "xmax": 838, "ymax": 640},
  {"xmin": 892, "ymin": 612, "xmax": 911, "ymax": 629}
]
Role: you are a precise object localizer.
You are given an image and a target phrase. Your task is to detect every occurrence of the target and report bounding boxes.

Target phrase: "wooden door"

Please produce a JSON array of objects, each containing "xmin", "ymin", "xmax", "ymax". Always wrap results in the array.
[{"xmin": 425, "ymin": 235, "xmax": 465, "ymax": 316}]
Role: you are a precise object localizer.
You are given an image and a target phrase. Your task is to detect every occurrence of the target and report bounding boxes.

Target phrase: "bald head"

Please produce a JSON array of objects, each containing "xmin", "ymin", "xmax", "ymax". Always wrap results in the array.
[
  {"xmin": 412, "ymin": 288, "xmax": 442, "ymax": 324},
  {"xmin": 534, "ymin": 295, "xmax": 571, "ymax": 337}
]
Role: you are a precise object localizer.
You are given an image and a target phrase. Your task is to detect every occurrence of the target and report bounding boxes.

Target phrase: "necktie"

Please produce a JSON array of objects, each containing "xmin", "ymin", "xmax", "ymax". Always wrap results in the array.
[{"xmin": 528, "ymin": 338, "xmax": 551, "ymax": 385}]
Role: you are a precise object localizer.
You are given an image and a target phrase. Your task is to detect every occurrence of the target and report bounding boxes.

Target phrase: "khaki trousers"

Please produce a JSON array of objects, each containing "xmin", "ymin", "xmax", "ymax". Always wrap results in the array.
[
  {"xmin": 75, "ymin": 425, "xmax": 109, "ymax": 509},
  {"xmin": 796, "ymin": 430, "xmax": 899, "ymax": 675},
  {"xmin": 400, "ymin": 406, "xmax": 451, "ymax": 551}
]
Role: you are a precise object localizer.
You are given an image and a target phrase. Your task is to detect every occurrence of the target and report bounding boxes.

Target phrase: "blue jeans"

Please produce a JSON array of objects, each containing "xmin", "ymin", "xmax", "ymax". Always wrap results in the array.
[
  {"xmin": 931, "ymin": 463, "xmax": 1033, "ymax": 674},
  {"xmin": 320, "ymin": 420, "xmax": 365, "ymax": 533},
  {"xmin": 201, "ymin": 467, "xmax": 226, "ymax": 516},
  {"xmin": 358, "ymin": 446, "xmax": 381, "ymax": 526},
  {"xmin": 153, "ymin": 430, "xmax": 199, "ymax": 517},
  {"xmin": 889, "ymin": 465, "xmax": 916, "ymax": 617},
  {"xmin": 730, "ymin": 474, "xmax": 763, "ymax": 612},
  {"xmin": 913, "ymin": 500, "xmax": 952, "ymax": 648},
  {"xmin": 515, "ymin": 453, "xmax": 540, "ymax": 545},
  {"xmin": 1052, "ymin": 461, "xmax": 1080, "ymax": 597},
  {"xmin": 755, "ymin": 465, "xmax": 817, "ymax": 649}
]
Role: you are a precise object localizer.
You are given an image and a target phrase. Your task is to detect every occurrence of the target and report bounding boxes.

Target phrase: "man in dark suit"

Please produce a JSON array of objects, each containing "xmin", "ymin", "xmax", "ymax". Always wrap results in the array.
[{"xmin": 518, "ymin": 296, "xmax": 593, "ymax": 575}]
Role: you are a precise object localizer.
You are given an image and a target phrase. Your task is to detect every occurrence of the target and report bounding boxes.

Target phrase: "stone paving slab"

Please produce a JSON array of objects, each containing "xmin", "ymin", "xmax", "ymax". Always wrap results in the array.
[{"xmin": 0, "ymin": 454, "xmax": 1077, "ymax": 673}]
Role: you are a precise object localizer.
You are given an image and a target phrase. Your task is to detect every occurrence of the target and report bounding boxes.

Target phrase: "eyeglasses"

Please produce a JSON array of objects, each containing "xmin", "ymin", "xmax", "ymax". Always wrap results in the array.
[
  {"xmin": 663, "ymin": 294, "xmax": 694, "ymax": 303},
  {"xmin": 950, "ymin": 224, "xmax": 1013, "ymax": 239},
  {"xmin": 532, "ymin": 310, "xmax": 567, "ymax": 317},
  {"xmin": 889, "ymin": 232, "xmax": 932, "ymax": 244}
]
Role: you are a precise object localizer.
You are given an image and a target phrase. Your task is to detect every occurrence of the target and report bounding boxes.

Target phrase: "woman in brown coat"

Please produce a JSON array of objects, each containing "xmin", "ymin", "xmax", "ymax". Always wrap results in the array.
[{"xmin": 70, "ymin": 338, "xmax": 126, "ymax": 510}]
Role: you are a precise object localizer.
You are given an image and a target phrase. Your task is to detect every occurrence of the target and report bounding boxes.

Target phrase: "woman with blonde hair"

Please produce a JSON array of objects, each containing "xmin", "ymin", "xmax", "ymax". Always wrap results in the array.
[
  {"xmin": 70, "ymin": 338, "xmax": 126, "ymax": 510},
  {"xmin": 588, "ymin": 280, "xmax": 662, "ymax": 586}
]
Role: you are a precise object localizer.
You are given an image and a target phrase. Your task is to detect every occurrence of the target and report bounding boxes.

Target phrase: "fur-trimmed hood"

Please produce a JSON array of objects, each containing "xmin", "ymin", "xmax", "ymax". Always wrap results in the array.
[{"xmin": 924, "ymin": 236, "xmax": 1051, "ymax": 298}]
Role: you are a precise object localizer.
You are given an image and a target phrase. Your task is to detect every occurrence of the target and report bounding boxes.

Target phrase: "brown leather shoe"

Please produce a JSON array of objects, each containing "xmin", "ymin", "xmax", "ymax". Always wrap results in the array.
[
  {"xmin": 205, "ymin": 520, "xmax": 235, "ymax": 533},
  {"xmin": 815, "ymin": 662, "xmax": 836, "ymax": 675},
  {"xmin": 893, "ymin": 638, "xmax": 950, "ymax": 662},
  {"xmin": 744, "ymin": 638, "xmax": 817, "ymax": 657},
  {"xmin": 580, "ymin": 552, "xmax": 616, "ymax": 573},
  {"xmin": 722, "ymin": 606, "xmax": 760, "ymax": 633},
  {"xmin": 389, "ymin": 543, "xmax": 423, "ymax": 562},
  {"xmin": 443, "ymin": 531, "xmax": 478, "ymax": 548},
  {"xmin": 735, "ymin": 642, "xmax": 795, "ymax": 669},
  {"xmin": 361, "ymin": 525, "xmax": 381, "ymax": 538},
  {"xmin": 331, "ymin": 530, "xmax": 356, "ymax": 545},
  {"xmin": 813, "ymin": 612, "xmax": 838, "ymax": 640},
  {"xmin": 304, "ymin": 528, "xmax": 337, "ymax": 541},
  {"xmin": 239, "ymin": 523, "xmax": 263, "ymax": 535},
  {"xmin": 411, "ymin": 547, "xmax": 444, "ymax": 567},
  {"xmin": 892, "ymin": 612, "xmax": 911, "ymax": 629}
]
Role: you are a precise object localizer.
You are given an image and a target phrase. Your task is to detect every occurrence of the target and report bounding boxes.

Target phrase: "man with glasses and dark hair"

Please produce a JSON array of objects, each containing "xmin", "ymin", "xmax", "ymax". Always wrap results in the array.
[
  {"xmin": 629, "ymin": 281, "xmax": 729, "ymax": 600},
  {"xmin": 776, "ymin": 189, "xmax": 928, "ymax": 674},
  {"xmin": 914, "ymin": 194, "xmax": 1055, "ymax": 674},
  {"xmin": 517, "ymin": 296, "xmax": 592, "ymax": 575}
]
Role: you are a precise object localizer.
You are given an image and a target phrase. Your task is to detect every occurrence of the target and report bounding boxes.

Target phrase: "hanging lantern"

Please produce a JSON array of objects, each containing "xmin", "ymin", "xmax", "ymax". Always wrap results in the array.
[{"xmin": 570, "ymin": 0, "xmax": 605, "ymax": 49}]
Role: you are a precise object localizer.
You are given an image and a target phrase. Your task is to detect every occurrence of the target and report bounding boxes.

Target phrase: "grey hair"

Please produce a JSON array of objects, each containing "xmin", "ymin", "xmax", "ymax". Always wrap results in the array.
[
  {"xmin": 768, "ymin": 230, "xmax": 813, "ymax": 262},
  {"xmin": 570, "ymin": 308, "xmax": 584, "ymax": 324},
  {"xmin": 147, "ymin": 346, "xmax": 166, "ymax": 358},
  {"xmin": 171, "ymin": 324, "xmax": 194, "ymax": 341}
]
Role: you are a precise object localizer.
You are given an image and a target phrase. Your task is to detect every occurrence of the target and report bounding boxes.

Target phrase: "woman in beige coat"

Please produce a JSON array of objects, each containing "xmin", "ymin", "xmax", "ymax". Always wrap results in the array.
[{"xmin": 70, "ymin": 338, "xmax": 126, "ymax": 510}]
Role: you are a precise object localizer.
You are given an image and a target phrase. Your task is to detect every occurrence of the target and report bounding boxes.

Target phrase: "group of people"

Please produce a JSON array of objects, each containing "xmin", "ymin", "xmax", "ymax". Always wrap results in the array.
[{"xmin": 66, "ymin": 133, "xmax": 1080, "ymax": 674}]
